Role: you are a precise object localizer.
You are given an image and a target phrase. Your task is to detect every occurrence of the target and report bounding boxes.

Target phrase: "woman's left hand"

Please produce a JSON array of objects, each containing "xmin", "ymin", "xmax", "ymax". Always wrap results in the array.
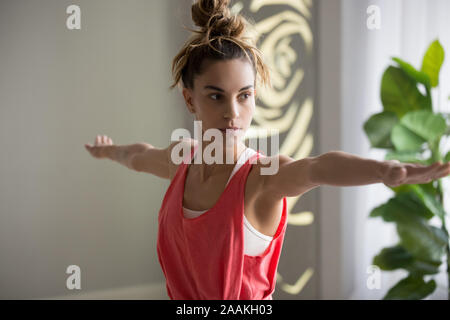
[{"xmin": 382, "ymin": 160, "xmax": 450, "ymax": 187}]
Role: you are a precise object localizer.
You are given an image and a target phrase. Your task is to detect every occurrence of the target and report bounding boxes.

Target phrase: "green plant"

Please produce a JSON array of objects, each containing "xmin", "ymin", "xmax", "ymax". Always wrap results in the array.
[{"xmin": 363, "ymin": 39, "xmax": 450, "ymax": 300}]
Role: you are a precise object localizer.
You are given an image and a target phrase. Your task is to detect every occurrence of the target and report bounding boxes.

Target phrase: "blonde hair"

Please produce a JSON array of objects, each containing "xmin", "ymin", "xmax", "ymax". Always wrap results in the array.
[{"xmin": 169, "ymin": 0, "xmax": 271, "ymax": 91}]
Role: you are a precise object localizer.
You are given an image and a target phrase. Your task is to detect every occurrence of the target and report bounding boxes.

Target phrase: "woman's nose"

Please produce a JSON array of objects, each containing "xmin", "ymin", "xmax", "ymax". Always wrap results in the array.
[{"xmin": 224, "ymin": 102, "xmax": 239, "ymax": 119}]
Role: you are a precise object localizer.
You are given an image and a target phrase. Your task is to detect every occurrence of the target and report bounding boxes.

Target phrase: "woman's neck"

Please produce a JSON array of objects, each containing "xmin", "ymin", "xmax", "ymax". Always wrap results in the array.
[{"xmin": 192, "ymin": 140, "xmax": 247, "ymax": 182}]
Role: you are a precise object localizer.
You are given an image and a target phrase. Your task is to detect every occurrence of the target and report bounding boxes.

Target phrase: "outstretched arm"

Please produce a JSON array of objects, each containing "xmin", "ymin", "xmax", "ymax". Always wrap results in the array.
[
  {"xmin": 85, "ymin": 135, "xmax": 196, "ymax": 180},
  {"xmin": 84, "ymin": 135, "xmax": 168, "ymax": 177},
  {"xmin": 261, "ymin": 151, "xmax": 450, "ymax": 200},
  {"xmin": 310, "ymin": 151, "xmax": 450, "ymax": 188},
  {"xmin": 85, "ymin": 135, "xmax": 154, "ymax": 168}
]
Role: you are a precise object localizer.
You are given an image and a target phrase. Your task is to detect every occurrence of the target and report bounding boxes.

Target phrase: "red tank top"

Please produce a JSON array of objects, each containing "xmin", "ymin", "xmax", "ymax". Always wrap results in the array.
[{"xmin": 156, "ymin": 144, "xmax": 288, "ymax": 300}]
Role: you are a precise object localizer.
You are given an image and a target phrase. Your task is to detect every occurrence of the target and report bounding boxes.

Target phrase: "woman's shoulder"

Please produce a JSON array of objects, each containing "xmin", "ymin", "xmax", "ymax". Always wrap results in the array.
[
  {"xmin": 167, "ymin": 138, "xmax": 198, "ymax": 180},
  {"xmin": 249, "ymin": 152, "xmax": 292, "ymax": 186},
  {"xmin": 168, "ymin": 138, "xmax": 198, "ymax": 158}
]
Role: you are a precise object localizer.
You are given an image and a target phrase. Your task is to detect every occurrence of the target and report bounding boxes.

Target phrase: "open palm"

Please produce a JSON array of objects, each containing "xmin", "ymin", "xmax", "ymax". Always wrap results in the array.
[{"xmin": 84, "ymin": 135, "xmax": 114, "ymax": 159}]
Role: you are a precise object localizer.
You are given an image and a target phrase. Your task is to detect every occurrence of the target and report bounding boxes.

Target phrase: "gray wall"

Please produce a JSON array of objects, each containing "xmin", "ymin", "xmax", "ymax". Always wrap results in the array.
[{"xmin": 0, "ymin": 0, "xmax": 190, "ymax": 299}]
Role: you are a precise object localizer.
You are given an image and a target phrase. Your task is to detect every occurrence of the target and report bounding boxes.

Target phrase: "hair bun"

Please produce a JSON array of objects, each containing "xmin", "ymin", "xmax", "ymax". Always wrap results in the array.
[{"xmin": 191, "ymin": 0, "xmax": 245, "ymax": 38}]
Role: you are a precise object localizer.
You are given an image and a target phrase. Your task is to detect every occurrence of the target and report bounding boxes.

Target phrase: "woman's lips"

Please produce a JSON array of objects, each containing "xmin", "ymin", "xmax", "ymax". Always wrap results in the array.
[{"xmin": 219, "ymin": 128, "xmax": 240, "ymax": 133}]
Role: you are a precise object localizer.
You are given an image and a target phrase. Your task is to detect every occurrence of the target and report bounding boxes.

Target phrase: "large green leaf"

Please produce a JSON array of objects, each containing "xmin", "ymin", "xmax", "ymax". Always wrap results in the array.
[
  {"xmin": 369, "ymin": 203, "xmax": 388, "ymax": 219},
  {"xmin": 383, "ymin": 275, "xmax": 436, "ymax": 300},
  {"xmin": 374, "ymin": 245, "xmax": 413, "ymax": 270},
  {"xmin": 399, "ymin": 110, "xmax": 446, "ymax": 141},
  {"xmin": 421, "ymin": 39, "xmax": 445, "ymax": 88},
  {"xmin": 373, "ymin": 192, "xmax": 434, "ymax": 221},
  {"xmin": 397, "ymin": 223, "xmax": 447, "ymax": 263},
  {"xmin": 390, "ymin": 124, "xmax": 426, "ymax": 152},
  {"xmin": 417, "ymin": 180, "xmax": 440, "ymax": 197},
  {"xmin": 435, "ymin": 112, "xmax": 450, "ymax": 136},
  {"xmin": 407, "ymin": 185, "xmax": 446, "ymax": 220},
  {"xmin": 363, "ymin": 111, "xmax": 398, "ymax": 149},
  {"xmin": 390, "ymin": 181, "xmax": 440, "ymax": 200},
  {"xmin": 369, "ymin": 192, "xmax": 447, "ymax": 263},
  {"xmin": 391, "ymin": 57, "xmax": 432, "ymax": 111},
  {"xmin": 381, "ymin": 66, "xmax": 432, "ymax": 119},
  {"xmin": 389, "ymin": 184, "xmax": 446, "ymax": 220},
  {"xmin": 391, "ymin": 110, "xmax": 446, "ymax": 151},
  {"xmin": 373, "ymin": 244, "xmax": 440, "ymax": 275},
  {"xmin": 392, "ymin": 57, "xmax": 431, "ymax": 89}
]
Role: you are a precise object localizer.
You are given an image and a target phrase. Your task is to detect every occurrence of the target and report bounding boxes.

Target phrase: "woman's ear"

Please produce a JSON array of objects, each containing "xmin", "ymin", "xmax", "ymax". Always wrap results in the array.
[{"xmin": 182, "ymin": 88, "xmax": 195, "ymax": 113}]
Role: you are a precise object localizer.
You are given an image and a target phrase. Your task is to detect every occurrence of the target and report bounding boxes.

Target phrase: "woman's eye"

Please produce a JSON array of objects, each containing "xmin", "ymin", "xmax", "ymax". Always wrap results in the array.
[{"xmin": 210, "ymin": 93, "xmax": 251, "ymax": 101}]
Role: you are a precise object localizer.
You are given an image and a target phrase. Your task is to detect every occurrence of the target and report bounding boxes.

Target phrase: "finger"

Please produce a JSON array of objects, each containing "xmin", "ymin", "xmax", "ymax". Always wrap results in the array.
[
  {"xmin": 426, "ymin": 162, "xmax": 442, "ymax": 174},
  {"xmin": 96, "ymin": 135, "xmax": 101, "ymax": 145},
  {"xmin": 430, "ymin": 161, "xmax": 447, "ymax": 173},
  {"xmin": 422, "ymin": 162, "xmax": 450, "ymax": 181},
  {"xmin": 426, "ymin": 162, "xmax": 446, "ymax": 177},
  {"xmin": 400, "ymin": 162, "xmax": 438, "ymax": 184},
  {"xmin": 405, "ymin": 162, "xmax": 441, "ymax": 177},
  {"xmin": 436, "ymin": 162, "xmax": 450, "ymax": 178}
]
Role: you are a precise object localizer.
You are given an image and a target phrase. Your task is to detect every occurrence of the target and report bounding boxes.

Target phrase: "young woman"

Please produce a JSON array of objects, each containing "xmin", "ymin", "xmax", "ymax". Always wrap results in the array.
[{"xmin": 85, "ymin": 0, "xmax": 450, "ymax": 300}]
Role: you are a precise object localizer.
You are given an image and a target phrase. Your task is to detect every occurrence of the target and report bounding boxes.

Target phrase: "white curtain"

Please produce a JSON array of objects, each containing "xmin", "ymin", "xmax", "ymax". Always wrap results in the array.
[{"xmin": 340, "ymin": 0, "xmax": 450, "ymax": 299}]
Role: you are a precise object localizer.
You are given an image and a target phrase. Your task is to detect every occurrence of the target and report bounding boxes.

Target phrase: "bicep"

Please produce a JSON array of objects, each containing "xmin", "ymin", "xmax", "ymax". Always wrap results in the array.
[{"xmin": 261, "ymin": 155, "xmax": 318, "ymax": 199}]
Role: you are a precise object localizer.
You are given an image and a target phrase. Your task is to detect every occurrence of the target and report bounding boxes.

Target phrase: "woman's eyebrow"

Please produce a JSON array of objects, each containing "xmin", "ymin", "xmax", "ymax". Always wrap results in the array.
[{"xmin": 204, "ymin": 85, "xmax": 253, "ymax": 92}]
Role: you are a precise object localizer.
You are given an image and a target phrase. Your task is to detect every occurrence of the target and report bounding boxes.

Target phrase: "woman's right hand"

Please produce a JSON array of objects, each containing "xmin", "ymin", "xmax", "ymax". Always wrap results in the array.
[{"xmin": 85, "ymin": 135, "xmax": 114, "ymax": 159}]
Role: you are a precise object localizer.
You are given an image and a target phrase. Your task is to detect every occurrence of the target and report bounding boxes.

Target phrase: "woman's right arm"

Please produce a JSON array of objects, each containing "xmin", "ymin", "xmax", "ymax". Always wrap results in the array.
[
  {"xmin": 85, "ymin": 135, "xmax": 193, "ymax": 180},
  {"xmin": 104, "ymin": 143, "xmax": 154, "ymax": 171}
]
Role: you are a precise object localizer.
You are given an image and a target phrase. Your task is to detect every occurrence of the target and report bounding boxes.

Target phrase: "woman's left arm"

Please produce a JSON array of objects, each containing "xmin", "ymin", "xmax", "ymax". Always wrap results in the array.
[
  {"xmin": 261, "ymin": 151, "xmax": 450, "ymax": 201},
  {"xmin": 310, "ymin": 151, "xmax": 450, "ymax": 188}
]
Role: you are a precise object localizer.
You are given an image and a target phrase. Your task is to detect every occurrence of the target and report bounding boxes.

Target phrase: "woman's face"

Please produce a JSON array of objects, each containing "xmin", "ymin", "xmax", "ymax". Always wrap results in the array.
[{"xmin": 182, "ymin": 58, "xmax": 256, "ymax": 145}]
